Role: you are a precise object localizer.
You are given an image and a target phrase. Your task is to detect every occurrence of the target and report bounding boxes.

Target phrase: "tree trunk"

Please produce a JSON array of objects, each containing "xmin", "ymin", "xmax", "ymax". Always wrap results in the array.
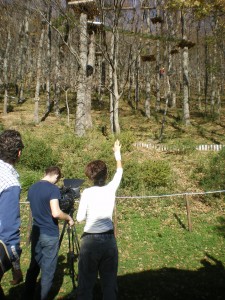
[
  {"xmin": 135, "ymin": 55, "xmax": 140, "ymax": 110},
  {"xmin": 85, "ymin": 29, "xmax": 96, "ymax": 129},
  {"xmin": 54, "ymin": 55, "xmax": 60, "ymax": 116},
  {"xmin": 167, "ymin": 12, "xmax": 176, "ymax": 108},
  {"xmin": 17, "ymin": 9, "xmax": 29, "ymax": 103},
  {"xmin": 110, "ymin": 27, "xmax": 120, "ymax": 134},
  {"xmin": 210, "ymin": 18, "xmax": 218, "ymax": 118},
  {"xmin": 196, "ymin": 21, "xmax": 202, "ymax": 110},
  {"xmin": 145, "ymin": 61, "xmax": 151, "ymax": 118},
  {"xmin": 182, "ymin": 46, "xmax": 190, "ymax": 125},
  {"xmin": 155, "ymin": 26, "xmax": 160, "ymax": 111},
  {"xmin": 75, "ymin": 13, "xmax": 88, "ymax": 136},
  {"xmin": 3, "ymin": 31, "xmax": 11, "ymax": 115},
  {"xmin": 159, "ymin": 76, "xmax": 169, "ymax": 142},
  {"xmin": 34, "ymin": 26, "xmax": 45, "ymax": 124},
  {"xmin": 216, "ymin": 86, "xmax": 221, "ymax": 119},
  {"xmin": 127, "ymin": 49, "xmax": 134, "ymax": 108},
  {"xmin": 204, "ymin": 20, "xmax": 209, "ymax": 114},
  {"xmin": 46, "ymin": 4, "xmax": 52, "ymax": 112},
  {"xmin": 181, "ymin": 11, "xmax": 190, "ymax": 125}
]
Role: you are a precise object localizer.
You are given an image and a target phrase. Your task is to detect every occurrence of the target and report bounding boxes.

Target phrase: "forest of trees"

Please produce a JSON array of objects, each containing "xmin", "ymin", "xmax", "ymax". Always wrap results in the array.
[{"xmin": 0, "ymin": 0, "xmax": 224, "ymax": 136}]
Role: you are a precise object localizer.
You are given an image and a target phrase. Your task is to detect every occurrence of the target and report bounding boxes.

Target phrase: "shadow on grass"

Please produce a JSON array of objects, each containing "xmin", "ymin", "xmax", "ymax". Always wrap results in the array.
[
  {"xmin": 5, "ymin": 253, "xmax": 225, "ymax": 300},
  {"xmin": 216, "ymin": 217, "xmax": 225, "ymax": 238},
  {"xmin": 115, "ymin": 254, "xmax": 225, "ymax": 300}
]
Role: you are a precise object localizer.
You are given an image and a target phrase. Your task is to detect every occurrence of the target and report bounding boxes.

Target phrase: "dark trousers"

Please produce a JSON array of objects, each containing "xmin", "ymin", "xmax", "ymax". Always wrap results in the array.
[
  {"xmin": 0, "ymin": 242, "xmax": 21, "ymax": 299},
  {"xmin": 0, "ymin": 271, "xmax": 5, "ymax": 299},
  {"xmin": 23, "ymin": 230, "xmax": 59, "ymax": 300},
  {"xmin": 76, "ymin": 233, "xmax": 118, "ymax": 300}
]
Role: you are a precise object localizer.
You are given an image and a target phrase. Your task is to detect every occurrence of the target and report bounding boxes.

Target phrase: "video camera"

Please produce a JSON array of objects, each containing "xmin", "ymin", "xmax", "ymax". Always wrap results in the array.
[{"xmin": 59, "ymin": 179, "xmax": 84, "ymax": 214}]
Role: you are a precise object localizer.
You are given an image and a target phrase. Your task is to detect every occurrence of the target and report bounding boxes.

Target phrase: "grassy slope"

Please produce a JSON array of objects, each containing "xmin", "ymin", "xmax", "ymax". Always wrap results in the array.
[{"xmin": 0, "ymin": 94, "xmax": 225, "ymax": 299}]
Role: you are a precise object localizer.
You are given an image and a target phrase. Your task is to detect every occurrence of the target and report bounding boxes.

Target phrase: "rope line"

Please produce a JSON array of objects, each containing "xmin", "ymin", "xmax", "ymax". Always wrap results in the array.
[
  {"xmin": 20, "ymin": 190, "xmax": 225, "ymax": 204},
  {"xmin": 116, "ymin": 190, "xmax": 225, "ymax": 199}
]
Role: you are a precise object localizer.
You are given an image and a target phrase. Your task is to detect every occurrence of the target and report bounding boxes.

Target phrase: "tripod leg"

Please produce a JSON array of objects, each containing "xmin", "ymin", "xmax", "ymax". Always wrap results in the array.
[
  {"xmin": 59, "ymin": 220, "xmax": 67, "ymax": 249},
  {"xmin": 67, "ymin": 227, "xmax": 76, "ymax": 290},
  {"xmin": 72, "ymin": 225, "xmax": 80, "ymax": 254}
]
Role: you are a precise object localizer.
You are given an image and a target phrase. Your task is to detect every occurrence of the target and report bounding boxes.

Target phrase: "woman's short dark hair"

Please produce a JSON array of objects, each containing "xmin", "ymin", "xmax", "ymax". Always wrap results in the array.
[
  {"xmin": 45, "ymin": 166, "xmax": 62, "ymax": 181},
  {"xmin": 85, "ymin": 160, "xmax": 107, "ymax": 186},
  {"xmin": 0, "ymin": 130, "xmax": 24, "ymax": 165}
]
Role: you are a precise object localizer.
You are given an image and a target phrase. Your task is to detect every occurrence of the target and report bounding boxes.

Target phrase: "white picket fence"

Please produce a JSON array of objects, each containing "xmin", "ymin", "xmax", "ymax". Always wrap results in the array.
[{"xmin": 134, "ymin": 142, "xmax": 225, "ymax": 152}]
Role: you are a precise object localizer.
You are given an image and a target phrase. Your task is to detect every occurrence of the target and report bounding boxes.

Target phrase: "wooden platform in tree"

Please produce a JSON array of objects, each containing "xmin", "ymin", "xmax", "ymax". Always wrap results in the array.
[
  {"xmin": 101, "ymin": 0, "xmax": 154, "ymax": 10},
  {"xmin": 177, "ymin": 39, "xmax": 195, "ymax": 49},
  {"xmin": 87, "ymin": 21, "xmax": 104, "ymax": 33},
  {"xmin": 68, "ymin": 0, "xmax": 95, "ymax": 4},
  {"xmin": 151, "ymin": 16, "xmax": 163, "ymax": 24},
  {"xmin": 170, "ymin": 48, "xmax": 179, "ymax": 55},
  {"xmin": 141, "ymin": 54, "xmax": 156, "ymax": 62},
  {"xmin": 67, "ymin": 0, "xmax": 99, "ymax": 18}
]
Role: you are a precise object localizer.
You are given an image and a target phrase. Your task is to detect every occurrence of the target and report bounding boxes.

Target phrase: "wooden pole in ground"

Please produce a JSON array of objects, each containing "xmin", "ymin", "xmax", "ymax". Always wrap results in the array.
[
  {"xmin": 26, "ymin": 208, "xmax": 32, "ymax": 246},
  {"xmin": 114, "ymin": 201, "xmax": 117, "ymax": 238},
  {"xmin": 185, "ymin": 194, "xmax": 192, "ymax": 231}
]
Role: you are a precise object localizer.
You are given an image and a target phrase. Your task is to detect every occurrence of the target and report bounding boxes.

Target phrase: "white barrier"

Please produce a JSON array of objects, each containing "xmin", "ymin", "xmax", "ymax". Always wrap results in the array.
[{"xmin": 134, "ymin": 142, "xmax": 225, "ymax": 152}]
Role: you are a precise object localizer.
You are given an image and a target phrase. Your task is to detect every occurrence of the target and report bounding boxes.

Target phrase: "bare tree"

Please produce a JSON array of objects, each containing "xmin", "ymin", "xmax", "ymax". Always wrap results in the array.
[
  {"xmin": 3, "ymin": 31, "xmax": 11, "ymax": 115},
  {"xmin": 180, "ymin": 9, "xmax": 191, "ymax": 125},
  {"xmin": 16, "ymin": 8, "xmax": 30, "ymax": 103},
  {"xmin": 34, "ymin": 21, "xmax": 46, "ymax": 124}
]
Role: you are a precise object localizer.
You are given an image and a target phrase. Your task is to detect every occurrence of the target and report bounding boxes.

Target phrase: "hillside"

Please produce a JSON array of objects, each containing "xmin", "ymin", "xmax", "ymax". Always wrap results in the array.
[
  {"xmin": 1, "ymin": 94, "xmax": 225, "ymax": 299},
  {"xmin": 1, "ymin": 93, "xmax": 225, "ymax": 197},
  {"xmin": 0, "ymin": 94, "xmax": 225, "ymax": 197}
]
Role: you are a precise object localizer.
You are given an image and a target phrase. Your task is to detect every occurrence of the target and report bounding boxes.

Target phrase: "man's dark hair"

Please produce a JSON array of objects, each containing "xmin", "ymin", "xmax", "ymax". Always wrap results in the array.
[
  {"xmin": 45, "ymin": 166, "xmax": 62, "ymax": 181},
  {"xmin": 0, "ymin": 130, "xmax": 24, "ymax": 165},
  {"xmin": 85, "ymin": 160, "xmax": 107, "ymax": 187}
]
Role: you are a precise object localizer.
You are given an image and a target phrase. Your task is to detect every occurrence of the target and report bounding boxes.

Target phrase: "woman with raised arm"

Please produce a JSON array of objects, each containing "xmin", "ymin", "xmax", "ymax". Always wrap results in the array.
[{"xmin": 76, "ymin": 140, "xmax": 123, "ymax": 300}]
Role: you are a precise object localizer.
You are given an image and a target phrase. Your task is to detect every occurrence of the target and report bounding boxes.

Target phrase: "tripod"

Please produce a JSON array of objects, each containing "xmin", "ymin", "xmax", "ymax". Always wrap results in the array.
[{"xmin": 59, "ymin": 208, "xmax": 80, "ymax": 296}]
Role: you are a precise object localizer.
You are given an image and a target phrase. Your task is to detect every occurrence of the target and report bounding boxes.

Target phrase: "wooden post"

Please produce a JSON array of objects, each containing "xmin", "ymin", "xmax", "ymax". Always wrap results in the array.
[
  {"xmin": 185, "ymin": 194, "xmax": 192, "ymax": 231},
  {"xmin": 26, "ymin": 208, "xmax": 33, "ymax": 246},
  {"xmin": 114, "ymin": 201, "xmax": 117, "ymax": 238}
]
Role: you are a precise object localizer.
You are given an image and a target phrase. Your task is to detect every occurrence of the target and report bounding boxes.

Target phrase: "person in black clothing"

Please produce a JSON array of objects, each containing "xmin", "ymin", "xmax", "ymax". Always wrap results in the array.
[{"xmin": 23, "ymin": 166, "xmax": 74, "ymax": 300}]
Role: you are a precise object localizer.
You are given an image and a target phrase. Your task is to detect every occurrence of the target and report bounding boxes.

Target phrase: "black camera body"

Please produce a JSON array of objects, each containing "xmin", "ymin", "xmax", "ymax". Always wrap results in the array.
[{"xmin": 59, "ymin": 179, "xmax": 84, "ymax": 214}]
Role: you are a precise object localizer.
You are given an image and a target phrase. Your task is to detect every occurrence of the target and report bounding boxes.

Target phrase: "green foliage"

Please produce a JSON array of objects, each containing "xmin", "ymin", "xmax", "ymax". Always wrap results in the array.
[
  {"xmin": 61, "ymin": 157, "xmax": 87, "ymax": 182},
  {"xmin": 119, "ymin": 132, "xmax": 136, "ymax": 152},
  {"xmin": 18, "ymin": 169, "xmax": 42, "ymax": 194},
  {"xmin": 199, "ymin": 147, "xmax": 225, "ymax": 190},
  {"xmin": 97, "ymin": 132, "xmax": 135, "ymax": 161},
  {"xmin": 171, "ymin": 138, "xmax": 197, "ymax": 154},
  {"xmin": 18, "ymin": 135, "xmax": 59, "ymax": 171},
  {"xmin": 0, "ymin": 123, "xmax": 4, "ymax": 132},
  {"xmin": 59, "ymin": 133, "xmax": 93, "ymax": 180},
  {"xmin": 59, "ymin": 132, "xmax": 87, "ymax": 152},
  {"xmin": 3, "ymin": 197, "xmax": 225, "ymax": 299},
  {"xmin": 121, "ymin": 159, "xmax": 172, "ymax": 193}
]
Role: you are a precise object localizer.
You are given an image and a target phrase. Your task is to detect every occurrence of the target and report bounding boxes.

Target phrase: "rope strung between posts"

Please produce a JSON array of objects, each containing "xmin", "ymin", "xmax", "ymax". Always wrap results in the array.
[
  {"xmin": 20, "ymin": 189, "xmax": 225, "ymax": 204},
  {"xmin": 115, "ymin": 189, "xmax": 225, "ymax": 199}
]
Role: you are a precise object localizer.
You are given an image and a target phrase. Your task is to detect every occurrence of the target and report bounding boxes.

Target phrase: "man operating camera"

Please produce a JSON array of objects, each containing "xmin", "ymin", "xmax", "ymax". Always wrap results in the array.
[{"xmin": 23, "ymin": 166, "xmax": 74, "ymax": 300}]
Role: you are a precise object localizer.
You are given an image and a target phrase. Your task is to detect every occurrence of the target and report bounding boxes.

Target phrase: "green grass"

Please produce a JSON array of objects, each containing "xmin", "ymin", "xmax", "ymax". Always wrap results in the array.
[{"xmin": 1, "ymin": 197, "xmax": 225, "ymax": 299}]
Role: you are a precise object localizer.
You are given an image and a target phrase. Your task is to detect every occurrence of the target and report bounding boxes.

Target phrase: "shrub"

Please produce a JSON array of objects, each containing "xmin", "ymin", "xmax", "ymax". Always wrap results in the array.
[
  {"xmin": 200, "ymin": 147, "xmax": 225, "ymax": 190},
  {"xmin": 119, "ymin": 132, "xmax": 136, "ymax": 152},
  {"xmin": 19, "ymin": 136, "xmax": 59, "ymax": 170},
  {"xmin": 121, "ymin": 159, "xmax": 172, "ymax": 194},
  {"xmin": 19, "ymin": 169, "xmax": 42, "ymax": 194},
  {"xmin": 59, "ymin": 133, "xmax": 86, "ymax": 152},
  {"xmin": 171, "ymin": 138, "xmax": 197, "ymax": 154}
]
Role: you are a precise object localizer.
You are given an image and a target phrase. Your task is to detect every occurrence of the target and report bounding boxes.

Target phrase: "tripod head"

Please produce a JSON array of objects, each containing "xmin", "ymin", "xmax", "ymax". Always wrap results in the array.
[{"xmin": 59, "ymin": 178, "xmax": 84, "ymax": 214}]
